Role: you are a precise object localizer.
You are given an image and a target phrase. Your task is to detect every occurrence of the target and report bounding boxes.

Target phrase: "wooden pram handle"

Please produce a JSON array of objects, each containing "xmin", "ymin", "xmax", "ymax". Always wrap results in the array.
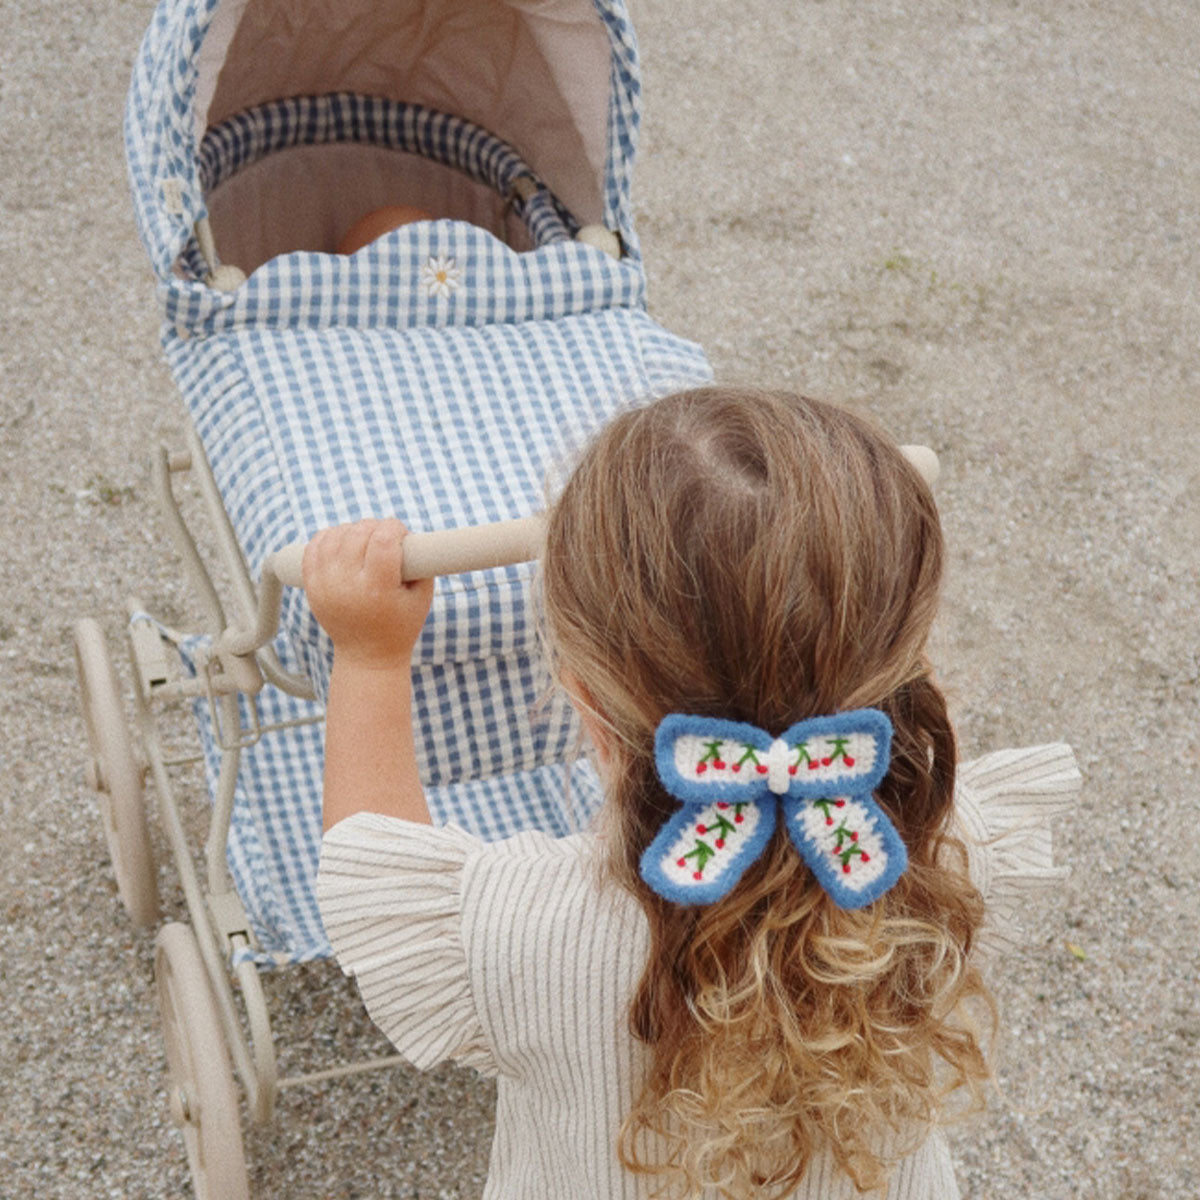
[
  {"xmin": 900, "ymin": 444, "xmax": 939, "ymax": 489},
  {"xmin": 269, "ymin": 514, "xmax": 546, "ymax": 589},
  {"xmin": 223, "ymin": 446, "xmax": 937, "ymax": 661},
  {"xmin": 222, "ymin": 515, "xmax": 543, "ymax": 658},
  {"xmin": 269, "ymin": 445, "xmax": 936, "ymax": 588}
]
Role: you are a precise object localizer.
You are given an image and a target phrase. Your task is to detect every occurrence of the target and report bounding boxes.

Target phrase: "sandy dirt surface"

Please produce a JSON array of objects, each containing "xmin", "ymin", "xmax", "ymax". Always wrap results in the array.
[{"xmin": 2, "ymin": 0, "xmax": 1198, "ymax": 1195}]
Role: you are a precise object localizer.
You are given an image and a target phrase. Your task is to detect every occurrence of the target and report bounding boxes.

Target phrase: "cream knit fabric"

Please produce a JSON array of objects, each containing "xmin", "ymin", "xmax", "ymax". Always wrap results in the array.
[{"xmin": 317, "ymin": 743, "xmax": 1079, "ymax": 1199}]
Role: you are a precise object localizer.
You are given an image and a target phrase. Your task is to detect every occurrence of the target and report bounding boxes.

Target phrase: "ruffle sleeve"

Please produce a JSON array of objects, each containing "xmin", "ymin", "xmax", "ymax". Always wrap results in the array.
[
  {"xmin": 316, "ymin": 811, "xmax": 497, "ymax": 1075},
  {"xmin": 952, "ymin": 743, "xmax": 1081, "ymax": 957}
]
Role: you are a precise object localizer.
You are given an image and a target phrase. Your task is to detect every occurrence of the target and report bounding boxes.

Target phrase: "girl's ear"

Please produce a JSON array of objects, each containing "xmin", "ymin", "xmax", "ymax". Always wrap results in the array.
[{"xmin": 561, "ymin": 671, "xmax": 614, "ymax": 772}]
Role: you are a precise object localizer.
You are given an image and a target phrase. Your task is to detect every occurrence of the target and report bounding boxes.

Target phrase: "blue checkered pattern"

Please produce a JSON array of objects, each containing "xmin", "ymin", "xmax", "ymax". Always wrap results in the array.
[
  {"xmin": 167, "ymin": 300, "xmax": 710, "ymax": 787},
  {"xmin": 127, "ymin": 0, "xmax": 712, "ymax": 968},
  {"xmin": 126, "ymin": 0, "xmax": 645, "ymax": 281},
  {"xmin": 160, "ymin": 220, "xmax": 648, "ymax": 335},
  {"xmin": 157, "ymin": 231, "xmax": 709, "ymax": 967},
  {"xmin": 162, "ymin": 298, "xmax": 706, "ymax": 966}
]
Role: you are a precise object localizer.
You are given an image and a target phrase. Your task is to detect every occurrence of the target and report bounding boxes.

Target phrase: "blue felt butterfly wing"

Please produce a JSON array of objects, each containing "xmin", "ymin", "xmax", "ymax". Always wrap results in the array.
[
  {"xmin": 640, "ymin": 797, "xmax": 777, "ymax": 905},
  {"xmin": 654, "ymin": 715, "xmax": 776, "ymax": 804},
  {"xmin": 779, "ymin": 708, "xmax": 894, "ymax": 799},
  {"xmin": 782, "ymin": 791, "xmax": 908, "ymax": 909}
]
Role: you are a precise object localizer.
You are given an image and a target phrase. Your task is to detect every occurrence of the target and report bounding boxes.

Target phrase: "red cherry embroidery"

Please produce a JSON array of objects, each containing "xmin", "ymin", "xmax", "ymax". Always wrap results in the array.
[
  {"xmin": 717, "ymin": 802, "xmax": 729, "ymax": 809},
  {"xmin": 861, "ymin": 853, "xmax": 870, "ymax": 863},
  {"xmin": 843, "ymin": 756, "xmax": 855, "ymax": 767},
  {"xmin": 677, "ymin": 857, "xmax": 687, "ymax": 867},
  {"xmin": 696, "ymin": 762, "xmax": 708, "ymax": 775},
  {"xmin": 734, "ymin": 813, "xmax": 744, "ymax": 823},
  {"xmin": 693, "ymin": 870, "xmax": 703, "ymax": 880},
  {"xmin": 731, "ymin": 763, "xmax": 742, "ymax": 773},
  {"xmin": 850, "ymin": 832, "xmax": 858, "ymax": 842},
  {"xmin": 756, "ymin": 764, "xmax": 768, "ymax": 774},
  {"xmin": 842, "ymin": 863, "xmax": 851, "ymax": 874},
  {"xmin": 696, "ymin": 824, "xmax": 707, "ymax": 834},
  {"xmin": 835, "ymin": 800, "xmax": 845, "ymax": 808},
  {"xmin": 714, "ymin": 760, "xmax": 726, "ymax": 770},
  {"xmin": 807, "ymin": 760, "xmax": 820, "ymax": 771},
  {"xmin": 715, "ymin": 839, "xmax": 725, "ymax": 849},
  {"xmin": 788, "ymin": 765, "xmax": 798, "ymax": 775},
  {"xmin": 822, "ymin": 757, "xmax": 833, "ymax": 766}
]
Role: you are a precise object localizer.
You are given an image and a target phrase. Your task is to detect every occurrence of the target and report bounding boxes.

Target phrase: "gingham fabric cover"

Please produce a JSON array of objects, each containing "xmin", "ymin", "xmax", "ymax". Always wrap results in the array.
[
  {"xmin": 166, "ymin": 241, "xmax": 710, "ymax": 757},
  {"xmin": 159, "ymin": 227, "xmax": 709, "ymax": 965},
  {"xmin": 128, "ymin": 0, "xmax": 710, "ymax": 967},
  {"xmin": 126, "ymin": 0, "xmax": 645, "ymax": 280}
]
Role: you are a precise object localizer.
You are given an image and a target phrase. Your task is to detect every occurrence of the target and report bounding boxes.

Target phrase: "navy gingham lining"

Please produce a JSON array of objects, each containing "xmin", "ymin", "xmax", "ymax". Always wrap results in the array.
[{"xmin": 179, "ymin": 94, "xmax": 579, "ymax": 279}]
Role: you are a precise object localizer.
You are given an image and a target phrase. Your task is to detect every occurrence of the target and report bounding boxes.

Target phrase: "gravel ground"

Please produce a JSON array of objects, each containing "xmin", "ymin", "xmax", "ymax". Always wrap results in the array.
[{"xmin": 2, "ymin": 0, "xmax": 1198, "ymax": 1196}]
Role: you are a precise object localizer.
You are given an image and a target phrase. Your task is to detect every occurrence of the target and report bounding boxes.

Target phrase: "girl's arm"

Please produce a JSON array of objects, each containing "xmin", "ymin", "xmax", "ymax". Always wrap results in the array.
[{"xmin": 302, "ymin": 519, "xmax": 434, "ymax": 831}]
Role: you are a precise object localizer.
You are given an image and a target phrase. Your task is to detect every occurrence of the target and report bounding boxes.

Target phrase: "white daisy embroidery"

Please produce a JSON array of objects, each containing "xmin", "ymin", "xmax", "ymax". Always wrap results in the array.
[{"xmin": 420, "ymin": 254, "xmax": 463, "ymax": 298}]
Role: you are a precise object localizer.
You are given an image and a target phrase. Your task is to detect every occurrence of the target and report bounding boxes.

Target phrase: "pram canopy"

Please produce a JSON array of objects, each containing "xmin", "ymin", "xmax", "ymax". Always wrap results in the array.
[{"xmin": 127, "ymin": 0, "xmax": 645, "ymax": 281}]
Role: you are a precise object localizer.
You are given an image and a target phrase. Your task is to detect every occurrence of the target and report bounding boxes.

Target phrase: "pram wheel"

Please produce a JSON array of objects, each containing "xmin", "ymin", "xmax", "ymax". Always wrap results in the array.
[
  {"xmin": 72, "ymin": 618, "xmax": 160, "ymax": 927},
  {"xmin": 155, "ymin": 922, "xmax": 250, "ymax": 1200}
]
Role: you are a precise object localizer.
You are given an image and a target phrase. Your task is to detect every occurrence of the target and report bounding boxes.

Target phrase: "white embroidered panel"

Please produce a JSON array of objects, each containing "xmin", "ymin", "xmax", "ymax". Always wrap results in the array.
[
  {"xmin": 656, "ymin": 800, "xmax": 766, "ymax": 891},
  {"xmin": 670, "ymin": 731, "xmax": 882, "ymax": 788},
  {"xmin": 791, "ymin": 797, "xmax": 891, "ymax": 894}
]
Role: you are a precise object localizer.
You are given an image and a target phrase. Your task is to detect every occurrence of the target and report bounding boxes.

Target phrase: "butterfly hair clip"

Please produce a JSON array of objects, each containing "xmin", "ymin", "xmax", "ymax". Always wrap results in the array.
[{"xmin": 640, "ymin": 708, "xmax": 907, "ymax": 909}]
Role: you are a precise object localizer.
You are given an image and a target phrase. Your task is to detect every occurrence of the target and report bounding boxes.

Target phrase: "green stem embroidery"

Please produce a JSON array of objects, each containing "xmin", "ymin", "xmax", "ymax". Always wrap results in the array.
[
  {"xmin": 697, "ymin": 813, "xmax": 737, "ymax": 845},
  {"xmin": 676, "ymin": 838, "xmax": 716, "ymax": 878},
  {"xmin": 676, "ymin": 803, "xmax": 751, "ymax": 879},
  {"xmin": 812, "ymin": 796, "xmax": 847, "ymax": 825},
  {"xmin": 828, "ymin": 818, "xmax": 870, "ymax": 873},
  {"xmin": 695, "ymin": 739, "xmax": 727, "ymax": 773},
  {"xmin": 791, "ymin": 742, "xmax": 820, "ymax": 774},
  {"xmin": 831, "ymin": 822, "xmax": 857, "ymax": 850},
  {"xmin": 823, "ymin": 735, "xmax": 856, "ymax": 768},
  {"xmin": 733, "ymin": 744, "xmax": 766, "ymax": 774}
]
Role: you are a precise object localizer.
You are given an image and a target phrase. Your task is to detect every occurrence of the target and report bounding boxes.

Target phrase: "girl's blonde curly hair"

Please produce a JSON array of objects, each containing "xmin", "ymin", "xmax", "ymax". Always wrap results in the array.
[{"xmin": 541, "ymin": 387, "xmax": 992, "ymax": 1197}]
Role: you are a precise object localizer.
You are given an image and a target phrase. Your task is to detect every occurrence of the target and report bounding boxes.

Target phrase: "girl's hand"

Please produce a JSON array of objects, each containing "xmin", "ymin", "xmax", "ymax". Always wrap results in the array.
[{"xmin": 302, "ymin": 519, "xmax": 434, "ymax": 669}]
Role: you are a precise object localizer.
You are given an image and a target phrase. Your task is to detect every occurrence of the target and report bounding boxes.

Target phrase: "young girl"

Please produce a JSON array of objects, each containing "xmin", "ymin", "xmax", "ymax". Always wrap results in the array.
[{"xmin": 310, "ymin": 387, "xmax": 1077, "ymax": 1198}]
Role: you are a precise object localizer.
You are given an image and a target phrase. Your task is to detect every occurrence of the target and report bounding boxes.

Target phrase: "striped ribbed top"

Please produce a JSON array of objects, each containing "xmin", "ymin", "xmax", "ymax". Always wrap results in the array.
[{"xmin": 317, "ymin": 743, "xmax": 1079, "ymax": 1198}]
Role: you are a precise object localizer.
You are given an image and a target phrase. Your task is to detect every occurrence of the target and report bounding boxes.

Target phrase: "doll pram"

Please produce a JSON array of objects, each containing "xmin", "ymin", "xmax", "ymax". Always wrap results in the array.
[{"xmin": 73, "ymin": 0, "xmax": 712, "ymax": 1194}]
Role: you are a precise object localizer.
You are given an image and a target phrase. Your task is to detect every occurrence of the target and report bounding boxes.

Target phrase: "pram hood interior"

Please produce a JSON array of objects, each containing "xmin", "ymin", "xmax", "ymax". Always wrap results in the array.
[{"xmin": 127, "ymin": 0, "xmax": 643, "ymax": 281}]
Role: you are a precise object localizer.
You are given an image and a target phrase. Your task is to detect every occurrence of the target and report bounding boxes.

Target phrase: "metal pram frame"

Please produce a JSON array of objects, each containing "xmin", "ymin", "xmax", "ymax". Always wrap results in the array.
[{"xmin": 75, "ymin": 414, "xmax": 547, "ymax": 1195}]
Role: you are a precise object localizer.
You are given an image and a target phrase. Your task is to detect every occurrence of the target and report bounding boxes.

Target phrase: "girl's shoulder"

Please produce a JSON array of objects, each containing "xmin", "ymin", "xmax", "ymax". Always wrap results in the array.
[
  {"xmin": 953, "ymin": 742, "xmax": 1081, "ymax": 954},
  {"xmin": 470, "ymin": 824, "xmax": 596, "ymax": 864},
  {"xmin": 321, "ymin": 811, "xmax": 622, "ymax": 920},
  {"xmin": 463, "ymin": 825, "xmax": 632, "ymax": 922},
  {"xmin": 321, "ymin": 810, "xmax": 594, "ymax": 864}
]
